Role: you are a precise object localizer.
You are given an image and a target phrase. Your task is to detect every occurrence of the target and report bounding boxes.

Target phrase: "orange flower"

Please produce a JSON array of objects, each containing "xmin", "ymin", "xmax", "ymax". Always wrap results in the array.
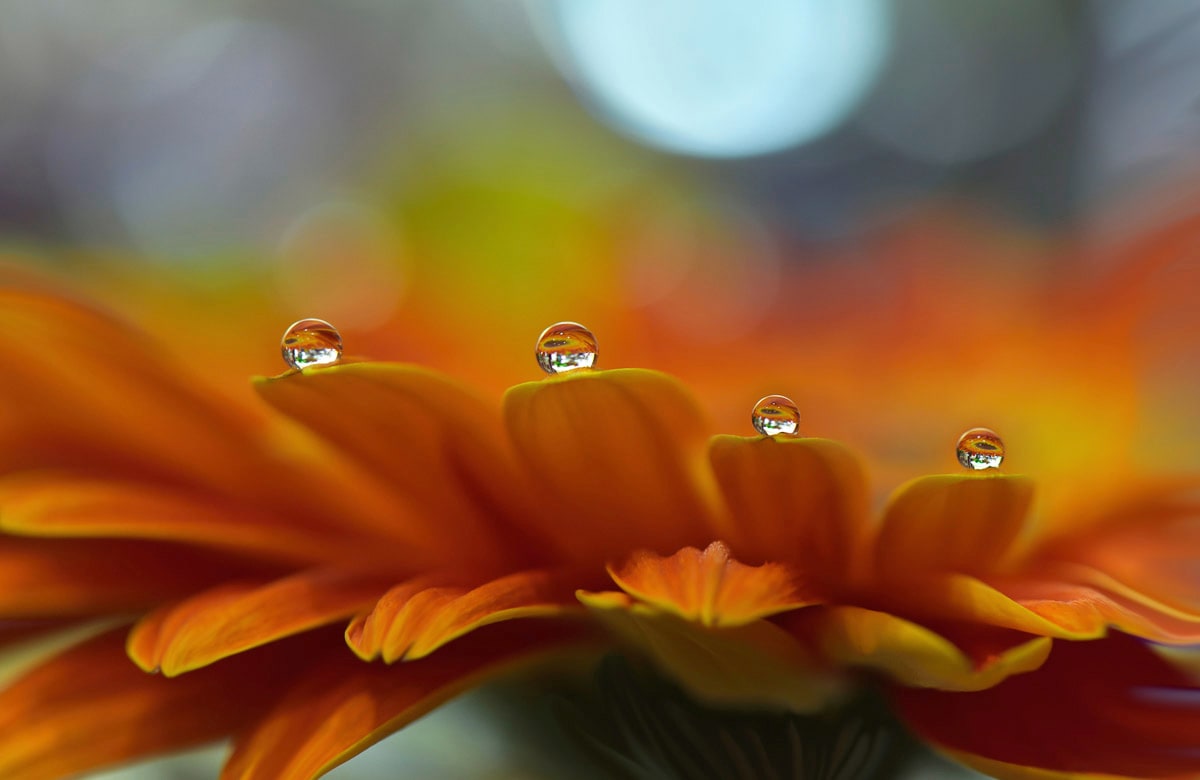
[{"xmin": 0, "ymin": 250, "xmax": 1197, "ymax": 779}]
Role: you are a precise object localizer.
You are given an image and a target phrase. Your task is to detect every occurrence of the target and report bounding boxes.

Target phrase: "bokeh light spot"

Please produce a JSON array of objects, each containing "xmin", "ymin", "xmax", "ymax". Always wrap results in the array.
[{"xmin": 537, "ymin": 0, "xmax": 890, "ymax": 158}]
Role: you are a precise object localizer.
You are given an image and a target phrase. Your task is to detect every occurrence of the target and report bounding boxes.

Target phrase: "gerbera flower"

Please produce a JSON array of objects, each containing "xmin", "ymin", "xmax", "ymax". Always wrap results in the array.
[{"xmin": 0, "ymin": 244, "xmax": 1197, "ymax": 780}]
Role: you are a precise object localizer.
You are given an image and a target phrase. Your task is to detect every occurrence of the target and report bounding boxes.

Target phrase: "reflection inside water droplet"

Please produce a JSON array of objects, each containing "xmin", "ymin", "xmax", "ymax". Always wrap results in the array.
[
  {"xmin": 751, "ymin": 394, "xmax": 801, "ymax": 437},
  {"xmin": 281, "ymin": 318, "xmax": 343, "ymax": 370},
  {"xmin": 536, "ymin": 322, "xmax": 598, "ymax": 375},
  {"xmin": 956, "ymin": 427, "xmax": 1005, "ymax": 470}
]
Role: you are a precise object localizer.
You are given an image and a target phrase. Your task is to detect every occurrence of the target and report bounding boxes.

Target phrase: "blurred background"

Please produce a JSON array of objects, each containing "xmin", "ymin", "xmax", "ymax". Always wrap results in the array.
[
  {"xmin": 3, "ymin": 0, "xmax": 1198, "ymax": 479},
  {"xmin": 3, "ymin": 1, "xmax": 1200, "ymax": 777}
]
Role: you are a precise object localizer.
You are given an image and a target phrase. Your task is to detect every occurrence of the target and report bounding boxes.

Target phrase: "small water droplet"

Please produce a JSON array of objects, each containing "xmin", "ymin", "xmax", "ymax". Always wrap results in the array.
[
  {"xmin": 281, "ymin": 318, "xmax": 343, "ymax": 370},
  {"xmin": 752, "ymin": 394, "xmax": 800, "ymax": 437},
  {"xmin": 536, "ymin": 322, "xmax": 598, "ymax": 374},
  {"xmin": 956, "ymin": 427, "xmax": 1004, "ymax": 470}
]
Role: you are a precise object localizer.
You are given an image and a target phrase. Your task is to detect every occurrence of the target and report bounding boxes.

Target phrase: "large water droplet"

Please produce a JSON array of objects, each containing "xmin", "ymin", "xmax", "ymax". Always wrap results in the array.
[
  {"xmin": 281, "ymin": 318, "xmax": 343, "ymax": 370},
  {"xmin": 752, "ymin": 394, "xmax": 800, "ymax": 437},
  {"xmin": 956, "ymin": 427, "xmax": 1004, "ymax": 470},
  {"xmin": 536, "ymin": 322, "xmax": 598, "ymax": 375}
]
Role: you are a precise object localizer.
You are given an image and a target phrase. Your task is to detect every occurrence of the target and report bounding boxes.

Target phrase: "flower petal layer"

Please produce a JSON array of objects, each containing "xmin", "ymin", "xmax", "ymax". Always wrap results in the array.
[
  {"xmin": 1038, "ymin": 480, "xmax": 1200, "ymax": 617},
  {"xmin": 222, "ymin": 622, "xmax": 594, "ymax": 780},
  {"xmin": 893, "ymin": 632, "xmax": 1200, "ymax": 777},
  {"xmin": 786, "ymin": 606, "xmax": 1050, "ymax": 692},
  {"xmin": 256, "ymin": 364, "xmax": 545, "ymax": 571},
  {"xmin": 873, "ymin": 474, "xmax": 1034, "ymax": 578},
  {"xmin": 0, "ymin": 537, "xmax": 269, "ymax": 617},
  {"xmin": 604, "ymin": 542, "xmax": 815, "ymax": 627},
  {"xmin": 0, "ymin": 472, "xmax": 351, "ymax": 564},
  {"xmin": 0, "ymin": 627, "xmax": 308, "ymax": 779},
  {"xmin": 0, "ymin": 290, "xmax": 264, "ymax": 491},
  {"xmin": 346, "ymin": 568, "xmax": 592, "ymax": 663},
  {"xmin": 503, "ymin": 369, "xmax": 723, "ymax": 565},
  {"xmin": 707, "ymin": 435, "xmax": 868, "ymax": 582},
  {"xmin": 876, "ymin": 570, "xmax": 1200, "ymax": 644},
  {"xmin": 128, "ymin": 568, "xmax": 392, "ymax": 675}
]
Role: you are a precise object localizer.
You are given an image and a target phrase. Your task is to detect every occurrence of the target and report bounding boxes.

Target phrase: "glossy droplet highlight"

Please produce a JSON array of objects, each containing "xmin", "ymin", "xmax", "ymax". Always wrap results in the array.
[
  {"xmin": 536, "ymin": 322, "xmax": 598, "ymax": 375},
  {"xmin": 281, "ymin": 318, "xmax": 343, "ymax": 370},
  {"xmin": 751, "ymin": 394, "xmax": 800, "ymax": 437},
  {"xmin": 957, "ymin": 427, "xmax": 1004, "ymax": 470}
]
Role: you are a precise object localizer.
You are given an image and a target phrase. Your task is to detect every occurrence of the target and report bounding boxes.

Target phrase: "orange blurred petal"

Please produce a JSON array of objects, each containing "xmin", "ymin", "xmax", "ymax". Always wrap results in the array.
[
  {"xmin": 995, "ymin": 566, "xmax": 1200, "ymax": 644},
  {"xmin": 1038, "ymin": 479, "xmax": 1200, "ymax": 617},
  {"xmin": 873, "ymin": 474, "xmax": 1034, "ymax": 578},
  {"xmin": 255, "ymin": 363, "xmax": 545, "ymax": 571},
  {"xmin": 707, "ymin": 435, "xmax": 869, "ymax": 582},
  {"xmin": 0, "ymin": 627, "xmax": 308, "ymax": 779},
  {"xmin": 606, "ymin": 542, "xmax": 815, "ymax": 627},
  {"xmin": 127, "ymin": 568, "xmax": 391, "ymax": 676},
  {"xmin": 894, "ymin": 633, "xmax": 1200, "ymax": 777},
  {"xmin": 0, "ymin": 536, "xmax": 272, "ymax": 617},
  {"xmin": 346, "ymin": 568, "xmax": 591, "ymax": 663},
  {"xmin": 0, "ymin": 472, "xmax": 351, "ymax": 564},
  {"xmin": 0, "ymin": 290, "xmax": 264, "ymax": 491},
  {"xmin": 785, "ymin": 606, "xmax": 1051, "ymax": 692},
  {"xmin": 221, "ymin": 623, "xmax": 594, "ymax": 780},
  {"xmin": 503, "ymin": 369, "xmax": 725, "ymax": 566}
]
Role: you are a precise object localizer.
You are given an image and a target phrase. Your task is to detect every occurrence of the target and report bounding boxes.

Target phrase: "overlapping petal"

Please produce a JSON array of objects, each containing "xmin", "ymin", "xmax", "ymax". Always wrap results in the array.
[
  {"xmin": 503, "ymin": 369, "xmax": 726, "ymax": 564},
  {"xmin": 256, "ymin": 364, "xmax": 550, "ymax": 571},
  {"xmin": 0, "ymin": 536, "xmax": 273, "ymax": 617},
  {"xmin": 872, "ymin": 474, "xmax": 1035, "ymax": 579},
  {"xmin": 346, "ymin": 568, "xmax": 595, "ymax": 662},
  {"xmin": 894, "ymin": 633, "xmax": 1200, "ymax": 777},
  {"xmin": 222, "ymin": 622, "xmax": 596, "ymax": 780},
  {"xmin": 784, "ymin": 606, "xmax": 1051, "ymax": 693},
  {"xmin": 0, "ymin": 472, "xmax": 352, "ymax": 564},
  {"xmin": 0, "ymin": 628, "xmax": 313, "ymax": 779},
  {"xmin": 707, "ymin": 435, "xmax": 869, "ymax": 583},
  {"xmin": 128, "ymin": 568, "xmax": 393, "ymax": 675}
]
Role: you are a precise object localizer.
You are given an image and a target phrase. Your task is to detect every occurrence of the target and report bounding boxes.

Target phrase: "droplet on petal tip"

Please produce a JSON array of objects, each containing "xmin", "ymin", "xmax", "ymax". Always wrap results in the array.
[
  {"xmin": 751, "ymin": 394, "xmax": 801, "ymax": 437},
  {"xmin": 281, "ymin": 318, "xmax": 343, "ymax": 370},
  {"xmin": 956, "ymin": 427, "xmax": 1005, "ymax": 470},
  {"xmin": 536, "ymin": 321, "xmax": 598, "ymax": 375}
]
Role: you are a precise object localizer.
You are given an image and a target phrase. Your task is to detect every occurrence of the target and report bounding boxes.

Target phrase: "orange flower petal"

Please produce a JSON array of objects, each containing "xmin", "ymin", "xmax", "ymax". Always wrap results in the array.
[
  {"xmin": 873, "ymin": 474, "xmax": 1035, "ymax": 578},
  {"xmin": 893, "ymin": 633, "xmax": 1200, "ymax": 777},
  {"xmin": 255, "ymin": 363, "xmax": 545, "ymax": 571},
  {"xmin": 0, "ymin": 290, "xmax": 264, "ymax": 491},
  {"xmin": 862, "ymin": 573, "xmax": 1106, "ymax": 639},
  {"xmin": 221, "ymin": 622, "xmax": 593, "ymax": 780},
  {"xmin": 707, "ymin": 435, "xmax": 869, "ymax": 581},
  {"xmin": 0, "ymin": 537, "xmax": 272, "ymax": 617},
  {"xmin": 996, "ymin": 566, "xmax": 1200, "ymax": 644},
  {"xmin": 0, "ymin": 627, "xmax": 309, "ymax": 779},
  {"xmin": 785, "ymin": 606, "xmax": 1051, "ymax": 692},
  {"xmin": 873, "ymin": 568, "xmax": 1200, "ymax": 645},
  {"xmin": 0, "ymin": 472, "xmax": 351, "ymax": 565},
  {"xmin": 1039, "ymin": 480, "xmax": 1200, "ymax": 617},
  {"xmin": 127, "ymin": 568, "xmax": 391, "ymax": 676},
  {"xmin": 605, "ymin": 541, "xmax": 815, "ymax": 627},
  {"xmin": 503, "ymin": 369, "xmax": 724, "ymax": 565},
  {"xmin": 346, "ymin": 568, "xmax": 591, "ymax": 663},
  {"xmin": 0, "ymin": 291, "xmax": 401, "ymax": 548}
]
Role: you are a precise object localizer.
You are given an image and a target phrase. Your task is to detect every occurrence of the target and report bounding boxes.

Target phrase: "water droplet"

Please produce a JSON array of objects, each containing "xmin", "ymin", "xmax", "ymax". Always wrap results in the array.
[
  {"xmin": 751, "ymin": 394, "xmax": 800, "ymax": 437},
  {"xmin": 956, "ymin": 427, "xmax": 1004, "ymax": 470},
  {"xmin": 536, "ymin": 322, "xmax": 598, "ymax": 375},
  {"xmin": 281, "ymin": 318, "xmax": 343, "ymax": 370}
]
